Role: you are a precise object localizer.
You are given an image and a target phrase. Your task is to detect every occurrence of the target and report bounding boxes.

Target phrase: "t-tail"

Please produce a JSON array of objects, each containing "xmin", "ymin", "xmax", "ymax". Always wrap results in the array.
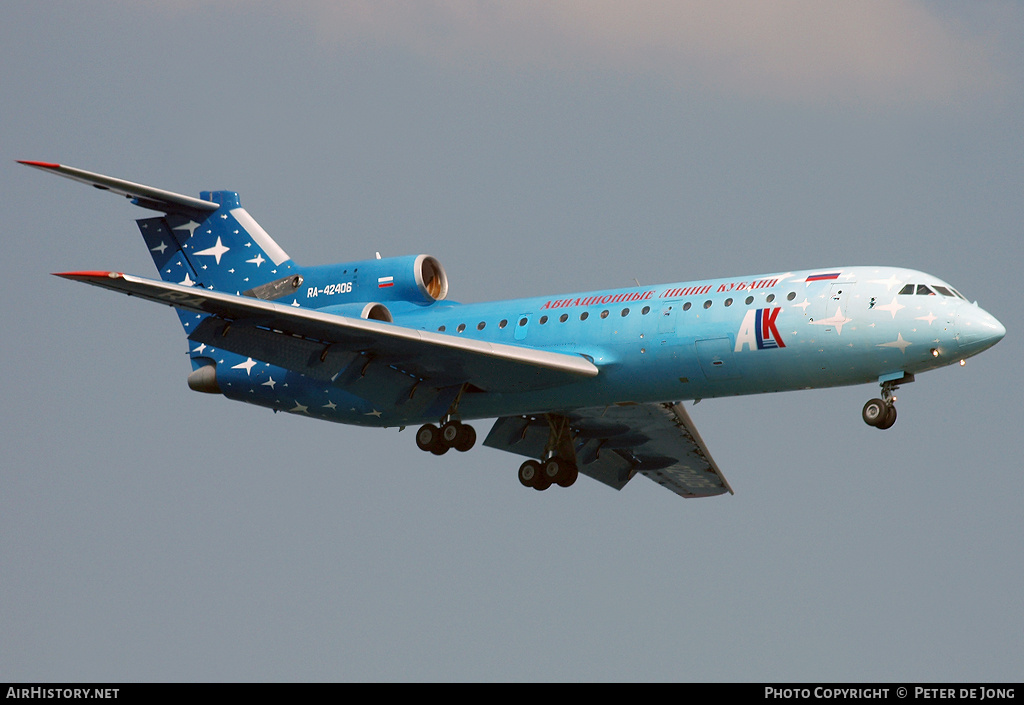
[{"xmin": 18, "ymin": 161, "xmax": 299, "ymax": 332}]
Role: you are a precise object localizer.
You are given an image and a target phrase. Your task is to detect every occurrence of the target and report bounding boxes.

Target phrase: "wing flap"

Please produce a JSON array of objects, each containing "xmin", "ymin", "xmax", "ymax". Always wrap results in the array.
[
  {"xmin": 56, "ymin": 271, "xmax": 598, "ymax": 393},
  {"xmin": 483, "ymin": 402, "xmax": 732, "ymax": 498}
]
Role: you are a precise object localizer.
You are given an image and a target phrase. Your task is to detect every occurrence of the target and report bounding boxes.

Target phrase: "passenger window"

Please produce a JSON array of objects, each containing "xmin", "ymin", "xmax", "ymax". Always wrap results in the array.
[
  {"xmin": 477, "ymin": 322, "xmax": 486, "ymax": 330},
  {"xmin": 683, "ymin": 302, "xmax": 692, "ymax": 311},
  {"xmin": 642, "ymin": 306, "xmax": 650, "ymax": 315},
  {"xmin": 559, "ymin": 313, "xmax": 568, "ymax": 323},
  {"xmin": 703, "ymin": 300, "xmax": 712, "ymax": 309},
  {"xmin": 539, "ymin": 315, "xmax": 548, "ymax": 324},
  {"xmin": 518, "ymin": 318, "xmax": 527, "ymax": 327},
  {"xmin": 787, "ymin": 292, "xmax": 796, "ymax": 301},
  {"xmin": 438, "ymin": 325, "xmax": 446, "ymax": 332},
  {"xmin": 457, "ymin": 323, "xmax": 466, "ymax": 333},
  {"xmin": 600, "ymin": 310, "xmax": 610, "ymax": 319},
  {"xmin": 745, "ymin": 296, "xmax": 754, "ymax": 305},
  {"xmin": 621, "ymin": 308, "xmax": 629, "ymax": 317},
  {"xmin": 499, "ymin": 319, "xmax": 508, "ymax": 329},
  {"xmin": 724, "ymin": 298, "xmax": 733, "ymax": 307},
  {"xmin": 580, "ymin": 311, "xmax": 589, "ymax": 321},
  {"xmin": 766, "ymin": 294, "xmax": 775, "ymax": 303}
]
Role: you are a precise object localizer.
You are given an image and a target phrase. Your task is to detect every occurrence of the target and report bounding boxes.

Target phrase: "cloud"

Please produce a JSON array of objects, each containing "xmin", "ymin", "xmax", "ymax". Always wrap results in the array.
[{"xmin": 294, "ymin": 0, "xmax": 1004, "ymax": 106}]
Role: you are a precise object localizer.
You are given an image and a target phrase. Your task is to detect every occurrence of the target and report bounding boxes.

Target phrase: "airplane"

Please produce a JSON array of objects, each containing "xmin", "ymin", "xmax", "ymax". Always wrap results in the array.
[{"xmin": 21, "ymin": 160, "xmax": 1006, "ymax": 498}]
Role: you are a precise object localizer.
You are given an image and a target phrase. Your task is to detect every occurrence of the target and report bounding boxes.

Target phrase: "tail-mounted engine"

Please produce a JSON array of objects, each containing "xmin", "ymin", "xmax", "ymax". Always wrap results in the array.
[{"xmin": 299, "ymin": 254, "xmax": 448, "ymax": 308}]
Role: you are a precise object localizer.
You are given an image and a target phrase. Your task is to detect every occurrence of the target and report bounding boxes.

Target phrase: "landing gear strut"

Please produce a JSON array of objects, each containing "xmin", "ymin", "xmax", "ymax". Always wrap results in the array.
[{"xmin": 862, "ymin": 375, "xmax": 910, "ymax": 430}]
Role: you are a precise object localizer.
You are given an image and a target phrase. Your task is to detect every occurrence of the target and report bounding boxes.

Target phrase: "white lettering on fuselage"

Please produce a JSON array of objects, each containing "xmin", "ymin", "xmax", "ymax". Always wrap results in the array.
[{"xmin": 306, "ymin": 282, "xmax": 353, "ymax": 298}]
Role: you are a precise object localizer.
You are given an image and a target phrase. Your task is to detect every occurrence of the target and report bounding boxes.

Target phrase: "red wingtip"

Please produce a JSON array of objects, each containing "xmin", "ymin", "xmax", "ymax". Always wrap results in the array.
[
  {"xmin": 53, "ymin": 271, "xmax": 123, "ymax": 280},
  {"xmin": 18, "ymin": 160, "xmax": 61, "ymax": 169}
]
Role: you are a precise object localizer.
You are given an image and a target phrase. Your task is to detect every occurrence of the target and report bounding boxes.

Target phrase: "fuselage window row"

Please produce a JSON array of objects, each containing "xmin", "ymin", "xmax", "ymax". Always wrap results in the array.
[{"xmin": 435, "ymin": 291, "xmax": 800, "ymax": 333}]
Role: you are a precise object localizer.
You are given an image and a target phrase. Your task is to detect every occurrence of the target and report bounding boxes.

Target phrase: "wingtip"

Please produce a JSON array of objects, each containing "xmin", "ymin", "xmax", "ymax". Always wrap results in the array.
[
  {"xmin": 18, "ymin": 160, "xmax": 61, "ymax": 169},
  {"xmin": 53, "ymin": 270, "xmax": 123, "ymax": 281}
]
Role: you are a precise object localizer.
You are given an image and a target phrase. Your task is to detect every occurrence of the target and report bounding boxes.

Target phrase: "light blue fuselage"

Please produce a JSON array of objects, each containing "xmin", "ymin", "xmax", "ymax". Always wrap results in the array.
[{"xmin": 211, "ymin": 266, "xmax": 1005, "ymax": 427}]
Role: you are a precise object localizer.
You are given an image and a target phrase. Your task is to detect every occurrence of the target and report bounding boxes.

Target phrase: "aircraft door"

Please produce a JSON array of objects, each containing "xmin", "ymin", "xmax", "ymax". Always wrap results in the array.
[
  {"xmin": 821, "ymin": 283, "xmax": 853, "ymax": 319},
  {"xmin": 657, "ymin": 304, "xmax": 678, "ymax": 335}
]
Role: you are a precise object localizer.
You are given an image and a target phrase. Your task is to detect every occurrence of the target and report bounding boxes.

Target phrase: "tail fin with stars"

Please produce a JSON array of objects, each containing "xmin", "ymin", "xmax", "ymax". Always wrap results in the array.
[{"xmin": 18, "ymin": 161, "xmax": 298, "ymax": 332}]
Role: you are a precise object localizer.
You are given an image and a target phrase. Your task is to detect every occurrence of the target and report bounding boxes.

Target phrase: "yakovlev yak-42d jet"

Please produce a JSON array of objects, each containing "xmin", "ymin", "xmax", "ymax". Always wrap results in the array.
[{"xmin": 23, "ymin": 161, "xmax": 1006, "ymax": 498}]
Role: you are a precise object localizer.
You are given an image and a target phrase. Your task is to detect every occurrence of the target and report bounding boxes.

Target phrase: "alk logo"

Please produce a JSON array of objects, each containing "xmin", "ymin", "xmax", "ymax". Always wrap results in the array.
[{"xmin": 735, "ymin": 307, "xmax": 786, "ymax": 351}]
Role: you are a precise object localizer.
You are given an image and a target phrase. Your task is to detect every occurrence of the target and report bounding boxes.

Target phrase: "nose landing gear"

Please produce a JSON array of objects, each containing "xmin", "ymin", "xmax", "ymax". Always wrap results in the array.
[
  {"xmin": 862, "ymin": 374, "xmax": 913, "ymax": 430},
  {"xmin": 862, "ymin": 397, "xmax": 897, "ymax": 429}
]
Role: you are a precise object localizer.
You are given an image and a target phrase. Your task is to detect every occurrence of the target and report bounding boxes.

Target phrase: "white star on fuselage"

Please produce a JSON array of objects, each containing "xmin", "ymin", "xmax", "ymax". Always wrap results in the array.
[
  {"xmin": 150, "ymin": 241, "xmax": 168, "ymax": 255},
  {"xmin": 874, "ymin": 297, "xmax": 905, "ymax": 319},
  {"xmin": 878, "ymin": 333, "xmax": 912, "ymax": 353},
  {"xmin": 231, "ymin": 357, "xmax": 257, "ymax": 375},
  {"xmin": 810, "ymin": 306, "xmax": 853, "ymax": 335},
  {"xmin": 868, "ymin": 273, "xmax": 904, "ymax": 291},
  {"xmin": 246, "ymin": 253, "xmax": 265, "ymax": 267},
  {"xmin": 172, "ymin": 220, "xmax": 201, "ymax": 237},
  {"xmin": 915, "ymin": 312, "xmax": 938, "ymax": 325},
  {"xmin": 194, "ymin": 236, "xmax": 230, "ymax": 265}
]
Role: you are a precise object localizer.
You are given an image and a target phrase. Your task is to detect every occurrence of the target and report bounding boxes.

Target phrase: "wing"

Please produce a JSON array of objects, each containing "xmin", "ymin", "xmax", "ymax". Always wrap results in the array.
[
  {"xmin": 55, "ymin": 271, "xmax": 598, "ymax": 393},
  {"xmin": 484, "ymin": 402, "xmax": 733, "ymax": 498}
]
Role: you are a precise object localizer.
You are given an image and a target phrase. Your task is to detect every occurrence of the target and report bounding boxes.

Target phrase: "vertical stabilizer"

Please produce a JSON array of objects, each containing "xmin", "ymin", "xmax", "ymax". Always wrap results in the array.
[{"xmin": 136, "ymin": 191, "xmax": 298, "ymax": 335}]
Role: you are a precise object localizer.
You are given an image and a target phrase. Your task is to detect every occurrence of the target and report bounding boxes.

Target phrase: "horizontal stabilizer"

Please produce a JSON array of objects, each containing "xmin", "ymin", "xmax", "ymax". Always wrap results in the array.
[{"xmin": 18, "ymin": 161, "xmax": 218, "ymax": 217}]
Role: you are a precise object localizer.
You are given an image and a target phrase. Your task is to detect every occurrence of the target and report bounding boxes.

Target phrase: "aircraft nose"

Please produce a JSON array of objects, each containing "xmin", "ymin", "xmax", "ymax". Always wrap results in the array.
[{"xmin": 956, "ymin": 304, "xmax": 1006, "ymax": 357}]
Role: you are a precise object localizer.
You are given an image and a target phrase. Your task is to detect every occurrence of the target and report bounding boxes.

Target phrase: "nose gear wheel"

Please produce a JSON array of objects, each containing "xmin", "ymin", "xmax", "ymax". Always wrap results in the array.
[{"xmin": 862, "ymin": 374, "xmax": 911, "ymax": 430}]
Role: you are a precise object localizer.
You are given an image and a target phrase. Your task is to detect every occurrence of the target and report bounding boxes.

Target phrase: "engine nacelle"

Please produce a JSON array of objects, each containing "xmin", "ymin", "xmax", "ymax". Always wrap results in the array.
[
  {"xmin": 318, "ymin": 301, "xmax": 394, "ymax": 322},
  {"xmin": 300, "ymin": 254, "xmax": 448, "ymax": 307}
]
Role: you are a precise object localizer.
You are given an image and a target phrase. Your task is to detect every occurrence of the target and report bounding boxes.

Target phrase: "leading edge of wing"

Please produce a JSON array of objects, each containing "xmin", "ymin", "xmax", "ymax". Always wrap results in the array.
[
  {"xmin": 55, "ymin": 271, "xmax": 599, "ymax": 389},
  {"xmin": 19, "ymin": 161, "xmax": 218, "ymax": 215}
]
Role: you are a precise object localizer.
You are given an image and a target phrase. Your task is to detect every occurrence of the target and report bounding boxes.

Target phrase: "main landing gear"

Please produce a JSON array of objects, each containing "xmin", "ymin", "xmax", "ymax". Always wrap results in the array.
[
  {"xmin": 518, "ymin": 455, "xmax": 578, "ymax": 491},
  {"xmin": 862, "ymin": 374, "xmax": 913, "ymax": 430},
  {"xmin": 517, "ymin": 414, "xmax": 579, "ymax": 492},
  {"xmin": 416, "ymin": 418, "xmax": 476, "ymax": 455},
  {"xmin": 414, "ymin": 384, "xmax": 476, "ymax": 455}
]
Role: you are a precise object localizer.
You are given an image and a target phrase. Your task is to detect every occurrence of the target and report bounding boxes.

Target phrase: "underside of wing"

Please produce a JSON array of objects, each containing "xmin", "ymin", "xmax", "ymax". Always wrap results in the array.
[
  {"xmin": 56, "ymin": 271, "xmax": 598, "ymax": 394},
  {"xmin": 484, "ymin": 402, "xmax": 733, "ymax": 498}
]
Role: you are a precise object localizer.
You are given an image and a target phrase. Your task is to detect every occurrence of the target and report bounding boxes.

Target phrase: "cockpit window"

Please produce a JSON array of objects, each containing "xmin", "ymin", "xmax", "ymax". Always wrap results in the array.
[{"xmin": 901, "ymin": 282, "xmax": 968, "ymax": 299}]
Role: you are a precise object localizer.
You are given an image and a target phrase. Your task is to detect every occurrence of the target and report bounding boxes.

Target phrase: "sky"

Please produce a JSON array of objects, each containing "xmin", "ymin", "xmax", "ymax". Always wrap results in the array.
[{"xmin": 2, "ymin": 1, "xmax": 1022, "ymax": 682}]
